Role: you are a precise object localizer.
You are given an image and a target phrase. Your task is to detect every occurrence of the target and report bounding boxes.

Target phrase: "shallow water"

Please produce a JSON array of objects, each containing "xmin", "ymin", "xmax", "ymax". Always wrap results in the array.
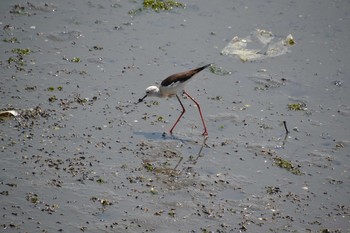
[{"xmin": 1, "ymin": 0, "xmax": 349, "ymax": 232}]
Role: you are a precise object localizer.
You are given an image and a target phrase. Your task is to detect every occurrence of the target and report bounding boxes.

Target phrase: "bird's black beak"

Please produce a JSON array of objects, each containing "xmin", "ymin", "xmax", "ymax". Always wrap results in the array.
[{"xmin": 138, "ymin": 95, "xmax": 147, "ymax": 103}]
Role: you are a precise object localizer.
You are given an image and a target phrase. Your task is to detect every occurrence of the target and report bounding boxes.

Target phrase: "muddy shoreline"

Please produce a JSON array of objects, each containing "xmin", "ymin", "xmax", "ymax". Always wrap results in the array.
[{"xmin": 1, "ymin": 0, "xmax": 349, "ymax": 232}]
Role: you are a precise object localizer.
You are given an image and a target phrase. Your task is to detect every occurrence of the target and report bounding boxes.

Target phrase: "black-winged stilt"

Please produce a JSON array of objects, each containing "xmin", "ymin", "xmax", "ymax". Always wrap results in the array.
[{"xmin": 139, "ymin": 64, "xmax": 211, "ymax": 136}]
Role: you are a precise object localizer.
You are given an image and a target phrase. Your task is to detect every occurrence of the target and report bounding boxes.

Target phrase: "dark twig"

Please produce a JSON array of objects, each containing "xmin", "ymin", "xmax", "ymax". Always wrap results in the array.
[
  {"xmin": 283, "ymin": 121, "xmax": 289, "ymax": 134},
  {"xmin": 173, "ymin": 157, "xmax": 183, "ymax": 171}
]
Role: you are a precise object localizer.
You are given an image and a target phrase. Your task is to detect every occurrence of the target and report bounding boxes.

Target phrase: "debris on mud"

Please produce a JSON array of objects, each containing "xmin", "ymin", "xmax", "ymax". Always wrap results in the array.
[
  {"xmin": 266, "ymin": 186, "xmax": 281, "ymax": 195},
  {"xmin": 221, "ymin": 29, "xmax": 295, "ymax": 61},
  {"xmin": 90, "ymin": 197, "xmax": 113, "ymax": 207},
  {"xmin": 248, "ymin": 147, "xmax": 303, "ymax": 175},
  {"xmin": 0, "ymin": 106, "xmax": 50, "ymax": 128},
  {"xmin": 3, "ymin": 37, "xmax": 20, "ymax": 43},
  {"xmin": 58, "ymin": 93, "xmax": 97, "ymax": 110},
  {"xmin": 248, "ymin": 75, "xmax": 286, "ymax": 90},
  {"xmin": 0, "ymin": 110, "xmax": 20, "ymax": 119}
]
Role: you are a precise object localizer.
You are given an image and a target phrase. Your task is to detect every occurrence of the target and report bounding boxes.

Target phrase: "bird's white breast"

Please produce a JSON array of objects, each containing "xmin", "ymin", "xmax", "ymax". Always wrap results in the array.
[{"xmin": 159, "ymin": 81, "xmax": 186, "ymax": 97}]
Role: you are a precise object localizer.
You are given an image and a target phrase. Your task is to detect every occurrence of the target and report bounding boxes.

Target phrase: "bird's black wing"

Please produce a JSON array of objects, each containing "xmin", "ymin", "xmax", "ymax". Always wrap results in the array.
[{"xmin": 161, "ymin": 64, "xmax": 211, "ymax": 87}]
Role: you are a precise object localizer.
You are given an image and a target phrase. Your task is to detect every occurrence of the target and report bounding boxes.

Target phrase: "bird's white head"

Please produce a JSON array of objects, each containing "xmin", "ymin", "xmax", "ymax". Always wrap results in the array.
[
  {"xmin": 145, "ymin": 85, "xmax": 160, "ymax": 97},
  {"xmin": 138, "ymin": 85, "xmax": 160, "ymax": 103}
]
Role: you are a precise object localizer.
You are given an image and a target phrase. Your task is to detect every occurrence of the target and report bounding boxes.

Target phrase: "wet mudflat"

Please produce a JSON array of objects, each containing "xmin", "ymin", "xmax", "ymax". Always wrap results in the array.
[{"xmin": 0, "ymin": 0, "xmax": 349, "ymax": 232}]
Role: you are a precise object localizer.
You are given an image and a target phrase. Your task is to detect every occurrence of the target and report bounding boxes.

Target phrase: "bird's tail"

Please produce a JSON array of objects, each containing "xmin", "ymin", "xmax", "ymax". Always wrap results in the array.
[
  {"xmin": 196, "ymin": 64, "xmax": 212, "ymax": 72},
  {"xmin": 185, "ymin": 63, "xmax": 212, "ymax": 79}
]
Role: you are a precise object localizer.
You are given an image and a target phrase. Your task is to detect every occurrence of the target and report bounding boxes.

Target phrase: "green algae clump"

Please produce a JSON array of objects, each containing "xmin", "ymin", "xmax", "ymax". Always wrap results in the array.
[{"xmin": 143, "ymin": 0, "xmax": 185, "ymax": 12}]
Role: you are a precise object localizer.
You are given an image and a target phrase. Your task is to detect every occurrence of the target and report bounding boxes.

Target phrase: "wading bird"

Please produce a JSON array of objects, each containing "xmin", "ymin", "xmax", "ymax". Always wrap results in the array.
[{"xmin": 139, "ymin": 64, "xmax": 211, "ymax": 136}]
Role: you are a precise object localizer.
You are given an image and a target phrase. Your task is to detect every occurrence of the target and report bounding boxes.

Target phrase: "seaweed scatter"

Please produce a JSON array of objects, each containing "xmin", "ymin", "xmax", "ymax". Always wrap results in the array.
[
  {"xmin": 10, "ymin": 2, "xmax": 56, "ymax": 15},
  {"xmin": 26, "ymin": 192, "xmax": 40, "ymax": 204},
  {"xmin": 25, "ymin": 192, "xmax": 59, "ymax": 213},
  {"xmin": 288, "ymin": 102, "xmax": 307, "ymax": 111},
  {"xmin": 143, "ymin": 0, "xmax": 185, "ymax": 12},
  {"xmin": 209, "ymin": 64, "xmax": 232, "ymax": 76},
  {"xmin": 90, "ymin": 196, "xmax": 113, "ymax": 212},
  {"xmin": 11, "ymin": 48, "xmax": 31, "ymax": 55},
  {"xmin": 90, "ymin": 196, "xmax": 113, "ymax": 206},
  {"xmin": 58, "ymin": 93, "xmax": 97, "ymax": 110},
  {"xmin": 129, "ymin": 0, "xmax": 185, "ymax": 15},
  {"xmin": 248, "ymin": 147, "xmax": 303, "ymax": 175},
  {"xmin": 273, "ymin": 157, "xmax": 302, "ymax": 175},
  {"xmin": 7, "ymin": 48, "xmax": 32, "ymax": 71},
  {"xmin": 70, "ymin": 57, "xmax": 81, "ymax": 63}
]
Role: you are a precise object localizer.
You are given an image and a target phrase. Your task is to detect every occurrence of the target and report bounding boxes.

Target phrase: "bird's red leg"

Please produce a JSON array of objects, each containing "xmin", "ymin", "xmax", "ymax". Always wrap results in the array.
[
  {"xmin": 183, "ymin": 90, "xmax": 208, "ymax": 136},
  {"xmin": 169, "ymin": 94, "xmax": 186, "ymax": 134}
]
